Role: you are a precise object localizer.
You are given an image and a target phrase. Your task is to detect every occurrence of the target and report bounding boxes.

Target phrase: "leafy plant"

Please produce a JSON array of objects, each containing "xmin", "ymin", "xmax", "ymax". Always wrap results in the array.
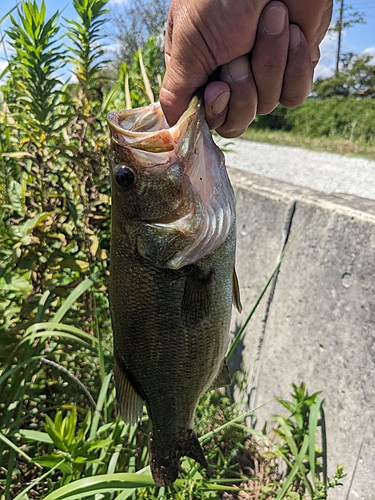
[
  {"xmin": 258, "ymin": 383, "xmax": 346, "ymax": 499},
  {"xmin": 0, "ymin": 0, "xmax": 112, "ymax": 338}
]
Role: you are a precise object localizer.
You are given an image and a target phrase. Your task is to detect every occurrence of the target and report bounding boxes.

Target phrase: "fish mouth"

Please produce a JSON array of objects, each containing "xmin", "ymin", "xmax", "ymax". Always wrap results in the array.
[
  {"xmin": 107, "ymin": 97, "xmax": 201, "ymax": 154},
  {"xmin": 108, "ymin": 97, "xmax": 235, "ymax": 269}
]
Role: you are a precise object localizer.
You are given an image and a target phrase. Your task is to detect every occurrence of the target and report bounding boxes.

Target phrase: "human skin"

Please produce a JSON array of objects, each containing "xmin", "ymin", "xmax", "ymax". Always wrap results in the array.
[{"xmin": 160, "ymin": 0, "xmax": 333, "ymax": 138}]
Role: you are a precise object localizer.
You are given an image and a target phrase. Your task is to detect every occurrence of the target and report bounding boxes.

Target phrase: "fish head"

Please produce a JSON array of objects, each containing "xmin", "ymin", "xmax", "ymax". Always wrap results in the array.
[{"xmin": 108, "ymin": 97, "xmax": 235, "ymax": 269}]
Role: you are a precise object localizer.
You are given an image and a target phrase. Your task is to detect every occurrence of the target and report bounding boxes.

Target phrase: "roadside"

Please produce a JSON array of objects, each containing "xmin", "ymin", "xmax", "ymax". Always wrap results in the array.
[
  {"xmin": 241, "ymin": 129, "xmax": 375, "ymax": 161},
  {"xmin": 215, "ymin": 135, "xmax": 375, "ymax": 202}
]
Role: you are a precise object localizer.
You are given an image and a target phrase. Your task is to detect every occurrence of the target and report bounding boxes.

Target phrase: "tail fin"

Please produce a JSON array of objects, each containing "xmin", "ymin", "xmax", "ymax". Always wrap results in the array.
[{"xmin": 149, "ymin": 429, "xmax": 207, "ymax": 487}]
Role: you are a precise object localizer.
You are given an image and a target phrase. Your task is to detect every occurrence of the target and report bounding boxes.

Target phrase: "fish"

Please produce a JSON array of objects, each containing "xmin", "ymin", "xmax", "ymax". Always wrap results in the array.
[{"xmin": 107, "ymin": 96, "xmax": 241, "ymax": 487}]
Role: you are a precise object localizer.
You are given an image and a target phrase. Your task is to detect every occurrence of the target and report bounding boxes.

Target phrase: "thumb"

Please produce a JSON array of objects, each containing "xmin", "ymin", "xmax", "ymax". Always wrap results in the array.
[
  {"xmin": 160, "ymin": 53, "xmax": 211, "ymax": 127},
  {"xmin": 160, "ymin": 2, "xmax": 216, "ymax": 126}
]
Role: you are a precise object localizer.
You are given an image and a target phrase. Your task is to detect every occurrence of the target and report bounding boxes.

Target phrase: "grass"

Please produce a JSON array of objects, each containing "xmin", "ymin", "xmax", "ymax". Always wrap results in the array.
[
  {"xmin": 241, "ymin": 127, "xmax": 375, "ymax": 161},
  {"xmin": 0, "ymin": 275, "xmax": 346, "ymax": 499}
]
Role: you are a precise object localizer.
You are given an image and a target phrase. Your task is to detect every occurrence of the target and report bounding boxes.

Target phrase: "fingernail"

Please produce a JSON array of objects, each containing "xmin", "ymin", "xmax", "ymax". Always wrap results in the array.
[
  {"xmin": 227, "ymin": 56, "xmax": 250, "ymax": 82},
  {"xmin": 211, "ymin": 91, "xmax": 230, "ymax": 116},
  {"xmin": 289, "ymin": 24, "xmax": 301, "ymax": 49},
  {"xmin": 262, "ymin": 5, "xmax": 287, "ymax": 36}
]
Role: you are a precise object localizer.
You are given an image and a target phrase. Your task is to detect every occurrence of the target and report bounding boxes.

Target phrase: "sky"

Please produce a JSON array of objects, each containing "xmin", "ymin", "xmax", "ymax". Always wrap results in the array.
[{"xmin": 1, "ymin": 0, "xmax": 375, "ymax": 82}]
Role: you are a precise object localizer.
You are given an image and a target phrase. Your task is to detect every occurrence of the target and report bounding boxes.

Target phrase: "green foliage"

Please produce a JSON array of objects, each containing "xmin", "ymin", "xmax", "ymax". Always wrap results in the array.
[
  {"xmin": 251, "ymin": 97, "xmax": 375, "ymax": 144},
  {"xmin": 65, "ymin": 0, "xmax": 110, "ymax": 102},
  {"xmin": 0, "ymin": 0, "xmax": 112, "ymax": 337},
  {"xmin": 6, "ymin": 0, "xmax": 70, "ymax": 144},
  {"xmin": 109, "ymin": 0, "xmax": 169, "ymax": 66},
  {"xmin": 314, "ymin": 53, "xmax": 375, "ymax": 98},
  {"xmin": 261, "ymin": 383, "xmax": 346, "ymax": 499},
  {"xmin": 330, "ymin": 0, "xmax": 365, "ymax": 33},
  {"xmin": 112, "ymin": 37, "xmax": 165, "ymax": 110}
]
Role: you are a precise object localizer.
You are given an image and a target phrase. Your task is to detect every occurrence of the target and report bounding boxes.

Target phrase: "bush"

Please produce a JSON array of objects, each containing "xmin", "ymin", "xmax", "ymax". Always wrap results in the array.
[{"xmin": 251, "ymin": 97, "xmax": 375, "ymax": 143}]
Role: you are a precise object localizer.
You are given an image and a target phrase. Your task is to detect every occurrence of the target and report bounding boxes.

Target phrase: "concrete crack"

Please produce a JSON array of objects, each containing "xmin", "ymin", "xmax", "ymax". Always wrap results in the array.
[{"xmin": 249, "ymin": 199, "xmax": 297, "ymax": 411}]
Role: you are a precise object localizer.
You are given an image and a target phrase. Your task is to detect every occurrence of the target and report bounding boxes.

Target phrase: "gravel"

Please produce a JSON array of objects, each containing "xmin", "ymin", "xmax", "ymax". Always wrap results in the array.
[{"xmin": 215, "ymin": 137, "xmax": 375, "ymax": 201}]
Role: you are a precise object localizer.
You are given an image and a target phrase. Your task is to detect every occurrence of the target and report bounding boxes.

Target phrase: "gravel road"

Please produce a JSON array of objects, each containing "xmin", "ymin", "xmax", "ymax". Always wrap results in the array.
[{"xmin": 215, "ymin": 137, "xmax": 375, "ymax": 201}]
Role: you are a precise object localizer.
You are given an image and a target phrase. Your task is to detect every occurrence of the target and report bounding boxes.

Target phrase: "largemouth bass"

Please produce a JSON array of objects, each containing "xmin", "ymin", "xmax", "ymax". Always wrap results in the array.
[{"xmin": 107, "ymin": 97, "xmax": 241, "ymax": 487}]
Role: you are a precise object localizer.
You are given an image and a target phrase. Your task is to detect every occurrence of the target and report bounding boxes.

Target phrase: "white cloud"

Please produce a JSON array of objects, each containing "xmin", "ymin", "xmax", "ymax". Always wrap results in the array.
[
  {"xmin": 0, "ymin": 60, "xmax": 8, "ymax": 74},
  {"xmin": 105, "ymin": 42, "xmax": 120, "ymax": 53},
  {"xmin": 108, "ymin": 0, "xmax": 129, "ymax": 5},
  {"xmin": 314, "ymin": 64, "xmax": 334, "ymax": 80},
  {"xmin": 319, "ymin": 32, "xmax": 338, "ymax": 64},
  {"xmin": 362, "ymin": 46, "xmax": 375, "ymax": 57},
  {"xmin": 68, "ymin": 72, "xmax": 78, "ymax": 84},
  {"xmin": 314, "ymin": 32, "xmax": 337, "ymax": 80}
]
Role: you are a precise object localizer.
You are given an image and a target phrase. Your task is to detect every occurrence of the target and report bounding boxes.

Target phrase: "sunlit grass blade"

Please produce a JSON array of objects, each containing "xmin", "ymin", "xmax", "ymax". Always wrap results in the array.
[
  {"xmin": 125, "ymin": 71, "xmax": 131, "ymax": 109},
  {"xmin": 308, "ymin": 397, "xmax": 322, "ymax": 486},
  {"xmin": 23, "ymin": 322, "xmax": 111, "ymax": 351},
  {"xmin": 113, "ymin": 466, "xmax": 151, "ymax": 500},
  {"xmin": 226, "ymin": 219, "xmax": 307, "ymax": 361},
  {"xmin": 107, "ymin": 421, "xmax": 130, "ymax": 475},
  {"xmin": 42, "ymin": 472, "xmax": 256, "ymax": 500},
  {"xmin": 199, "ymin": 399, "xmax": 271, "ymax": 445},
  {"xmin": 93, "ymin": 295, "xmax": 106, "ymax": 385},
  {"xmin": 89, "ymin": 371, "xmax": 113, "ymax": 439},
  {"xmin": 15, "ymin": 429, "xmax": 53, "ymax": 444},
  {"xmin": 20, "ymin": 331, "xmax": 100, "ymax": 354},
  {"xmin": 0, "ymin": 431, "xmax": 35, "ymax": 464},
  {"xmin": 101, "ymin": 81, "xmax": 121, "ymax": 114},
  {"xmin": 273, "ymin": 417, "xmax": 313, "ymax": 498},
  {"xmin": 52, "ymin": 278, "xmax": 93, "ymax": 323},
  {"xmin": 138, "ymin": 48, "xmax": 154, "ymax": 104},
  {"xmin": 13, "ymin": 459, "xmax": 66, "ymax": 500},
  {"xmin": 42, "ymin": 473, "xmax": 156, "ymax": 500},
  {"xmin": 0, "ymin": 4, "xmax": 18, "ymax": 25}
]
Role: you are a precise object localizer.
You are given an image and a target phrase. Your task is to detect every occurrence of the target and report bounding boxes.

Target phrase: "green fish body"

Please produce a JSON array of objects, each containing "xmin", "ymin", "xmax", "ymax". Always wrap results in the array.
[{"xmin": 107, "ymin": 98, "xmax": 241, "ymax": 486}]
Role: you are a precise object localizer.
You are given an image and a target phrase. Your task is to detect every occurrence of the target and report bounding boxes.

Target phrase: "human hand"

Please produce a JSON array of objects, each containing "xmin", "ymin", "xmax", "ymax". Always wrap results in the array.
[{"xmin": 160, "ymin": 0, "xmax": 333, "ymax": 138}]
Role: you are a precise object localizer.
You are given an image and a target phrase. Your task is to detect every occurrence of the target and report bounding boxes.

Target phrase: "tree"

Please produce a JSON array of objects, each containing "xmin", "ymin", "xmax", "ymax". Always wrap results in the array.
[
  {"xmin": 330, "ymin": 0, "xmax": 366, "ymax": 73},
  {"xmin": 108, "ymin": 0, "xmax": 169, "ymax": 67},
  {"xmin": 314, "ymin": 53, "xmax": 375, "ymax": 98}
]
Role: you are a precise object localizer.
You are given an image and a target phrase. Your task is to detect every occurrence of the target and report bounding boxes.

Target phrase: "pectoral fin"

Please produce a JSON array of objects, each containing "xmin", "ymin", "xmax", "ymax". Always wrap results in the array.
[
  {"xmin": 114, "ymin": 357, "xmax": 143, "ymax": 425},
  {"xmin": 209, "ymin": 359, "xmax": 231, "ymax": 390},
  {"xmin": 232, "ymin": 268, "xmax": 242, "ymax": 313},
  {"xmin": 181, "ymin": 265, "xmax": 214, "ymax": 327}
]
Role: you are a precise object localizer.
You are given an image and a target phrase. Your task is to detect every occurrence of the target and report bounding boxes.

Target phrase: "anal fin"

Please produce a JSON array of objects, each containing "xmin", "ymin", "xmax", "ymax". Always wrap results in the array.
[
  {"xmin": 114, "ymin": 357, "xmax": 143, "ymax": 425},
  {"xmin": 232, "ymin": 268, "xmax": 242, "ymax": 313},
  {"xmin": 209, "ymin": 359, "xmax": 231, "ymax": 390}
]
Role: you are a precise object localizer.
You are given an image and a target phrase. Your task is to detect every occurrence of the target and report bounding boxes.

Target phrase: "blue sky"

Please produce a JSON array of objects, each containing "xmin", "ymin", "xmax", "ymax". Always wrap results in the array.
[{"xmin": 1, "ymin": 0, "xmax": 375, "ymax": 82}]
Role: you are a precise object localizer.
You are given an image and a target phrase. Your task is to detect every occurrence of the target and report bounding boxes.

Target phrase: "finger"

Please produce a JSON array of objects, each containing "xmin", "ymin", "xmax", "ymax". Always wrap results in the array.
[
  {"xmin": 203, "ymin": 81, "xmax": 231, "ymax": 131},
  {"xmin": 283, "ymin": 0, "xmax": 333, "ymax": 66},
  {"xmin": 215, "ymin": 56, "xmax": 258, "ymax": 138},
  {"xmin": 251, "ymin": 1, "xmax": 289, "ymax": 116},
  {"xmin": 280, "ymin": 25, "xmax": 313, "ymax": 108}
]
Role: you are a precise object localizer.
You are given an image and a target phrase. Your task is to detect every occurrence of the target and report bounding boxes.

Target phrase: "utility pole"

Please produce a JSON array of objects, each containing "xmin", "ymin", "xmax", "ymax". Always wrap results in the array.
[{"xmin": 335, "ymin": 0, "xmax": 344, "ymax": 73}]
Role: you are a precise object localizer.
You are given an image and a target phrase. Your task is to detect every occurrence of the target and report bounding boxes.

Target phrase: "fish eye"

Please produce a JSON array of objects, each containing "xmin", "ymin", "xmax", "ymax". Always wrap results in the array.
[{"xmin": 114, "ymin": 165, "xmax": 135, "ymax": 187}]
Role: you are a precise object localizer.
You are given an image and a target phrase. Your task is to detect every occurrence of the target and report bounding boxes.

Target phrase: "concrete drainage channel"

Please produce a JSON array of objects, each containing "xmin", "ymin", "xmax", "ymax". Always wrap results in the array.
[{"xmin": 227, "ymin": 167, "xmax": 375, "ymax": 500}]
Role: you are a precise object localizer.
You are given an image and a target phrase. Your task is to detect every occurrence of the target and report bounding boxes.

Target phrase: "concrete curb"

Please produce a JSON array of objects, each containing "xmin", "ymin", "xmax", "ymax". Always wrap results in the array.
[{"xmin": 228, "ymin": 167, "xmax": 375, "ymax": 500}]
